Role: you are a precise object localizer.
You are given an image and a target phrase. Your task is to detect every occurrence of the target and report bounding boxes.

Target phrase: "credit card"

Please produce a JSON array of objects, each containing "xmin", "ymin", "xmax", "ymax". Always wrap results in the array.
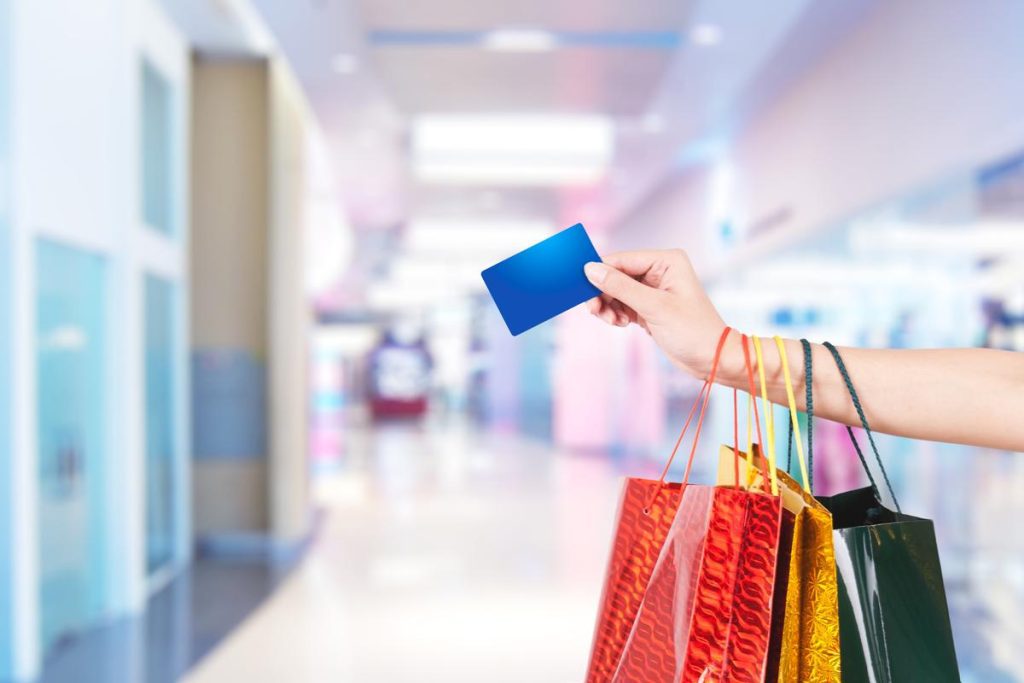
[{"xmin": 481, "ymin": 223, "xmax": 602, "ymax": 336}]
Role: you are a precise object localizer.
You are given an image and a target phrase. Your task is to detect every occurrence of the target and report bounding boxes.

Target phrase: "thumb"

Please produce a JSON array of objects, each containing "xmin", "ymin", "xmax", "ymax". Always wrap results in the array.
[{"xmin": 584, "ymin": 262, "xmax": 662, "ymax": 316}]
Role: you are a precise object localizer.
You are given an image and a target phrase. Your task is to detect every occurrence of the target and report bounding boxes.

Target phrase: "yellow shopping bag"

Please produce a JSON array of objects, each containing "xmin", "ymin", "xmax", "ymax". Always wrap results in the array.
[{"xmin": 717, "ymin": 336, "xmax": 840, "ymax": 681}]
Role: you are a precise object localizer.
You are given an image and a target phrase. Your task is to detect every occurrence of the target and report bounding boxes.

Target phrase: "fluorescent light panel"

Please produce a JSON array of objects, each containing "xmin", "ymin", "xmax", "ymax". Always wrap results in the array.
[
  {"xmin": 369, "ymin": 218, "xmax": 555, "ymax": 309},
  {"xmin": 404, "ymin": 218, "xmax": 553, "ymax": 255},
  {"xmin": 367, "ymin": 281, "xmax": 466, "ymax": 310},
  {"xmin": 482, "ymin": 29, "xmax": 557, "ymax": 52},
  {"xmin": 412, "ymin": 114, "xmax": 613, "ymax": 186}
]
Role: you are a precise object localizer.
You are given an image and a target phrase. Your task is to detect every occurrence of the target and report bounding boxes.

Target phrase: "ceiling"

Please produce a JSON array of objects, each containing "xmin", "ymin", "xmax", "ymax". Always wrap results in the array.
[
  {"xmin": 367, "ymin": 45, "xmax": 678, "ymax": 115},
  {"xmin": 164, "ymin": 0, "xmax": 873, "ymax": 220},
  {"xmin": 356, "ymin": 0, "xmax": 695, "ymax": 115},
  {"xmin": 161, "ymin": 0, "xmax": 878, "ymax": 307},
  {"xmin": 356, "ymin": 0, "xmax": 691, "ymax": 32}
]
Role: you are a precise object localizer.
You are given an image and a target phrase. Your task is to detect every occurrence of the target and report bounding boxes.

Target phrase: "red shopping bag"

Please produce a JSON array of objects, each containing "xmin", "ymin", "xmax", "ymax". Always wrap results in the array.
[{"xmin": 587, "ymin": 330, "xmax": 784, "ymax": 683}]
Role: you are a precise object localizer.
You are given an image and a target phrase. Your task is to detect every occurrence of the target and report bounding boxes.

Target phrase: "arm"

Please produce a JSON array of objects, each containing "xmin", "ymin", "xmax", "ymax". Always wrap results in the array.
[{"xmin": 584, "ymin": 250, "xmax": 1024, "ymax": 452}]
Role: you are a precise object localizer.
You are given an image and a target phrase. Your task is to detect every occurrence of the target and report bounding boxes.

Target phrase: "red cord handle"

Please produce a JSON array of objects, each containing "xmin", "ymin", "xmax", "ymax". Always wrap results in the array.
[{"xmin": 644, "ymin": 326, "xmax": 732, "ymax": 512}]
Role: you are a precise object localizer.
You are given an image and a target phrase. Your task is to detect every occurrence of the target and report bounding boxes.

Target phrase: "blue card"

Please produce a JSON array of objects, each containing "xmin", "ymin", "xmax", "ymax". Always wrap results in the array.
[{"xmin": 481, "ymin": 223, "xmax": 602, "ymax": 336}]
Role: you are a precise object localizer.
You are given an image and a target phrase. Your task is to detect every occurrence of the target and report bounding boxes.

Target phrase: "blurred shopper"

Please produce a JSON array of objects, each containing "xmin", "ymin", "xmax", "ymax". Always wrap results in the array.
[{"xmin": 584, "ymin": 250, "xmax": 1024, "ymax": 452}]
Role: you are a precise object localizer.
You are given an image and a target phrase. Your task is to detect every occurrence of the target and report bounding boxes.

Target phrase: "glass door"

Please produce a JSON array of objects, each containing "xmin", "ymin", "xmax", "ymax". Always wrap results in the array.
[
  {"xmin": 144, "ymin": 274, "xmax": 176, "ymax": 575},
  {"xmin": 36, "ymin": 240, "xmax": 108, "ymax": 653}
]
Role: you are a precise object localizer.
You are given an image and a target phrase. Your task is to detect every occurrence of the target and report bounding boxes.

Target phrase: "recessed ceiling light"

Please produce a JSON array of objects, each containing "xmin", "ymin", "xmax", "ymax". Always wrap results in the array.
[
  {"xmin": 331, "ymin": 53, "xmax": 359, "ymax": 74},
  {"xmin": 482, "ymin": 29, "xmax": 558, "ymax": 52},
  {"xmin": 691, "ymin": 24, "xmax": 723, "ymax": 47},
  {"xmin": 412, "ymin": 114, "xmax": 613, "ymax": 186}
]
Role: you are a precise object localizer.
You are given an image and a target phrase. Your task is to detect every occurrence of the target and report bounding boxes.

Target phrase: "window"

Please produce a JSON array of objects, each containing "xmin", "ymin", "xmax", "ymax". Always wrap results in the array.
[
  {"xmin": 141, "ymin": 60, "xmax": 174, "ymax": 235},
  {"xmin": 144, "ymin": 274, "xmax": 177, "ymax": 574}
]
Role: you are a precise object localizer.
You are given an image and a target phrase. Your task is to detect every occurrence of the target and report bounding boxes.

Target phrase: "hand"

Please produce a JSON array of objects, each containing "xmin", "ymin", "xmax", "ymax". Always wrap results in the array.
[{"xmin": 584, "ymin": 249, "xmax": 727, "ymax": 380}]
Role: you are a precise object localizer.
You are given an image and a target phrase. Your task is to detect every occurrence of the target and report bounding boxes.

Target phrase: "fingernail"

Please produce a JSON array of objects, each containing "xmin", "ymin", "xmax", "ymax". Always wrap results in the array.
[{"xmin": 584, "ymin": 262, "xmax": 607, "ymax": 285}]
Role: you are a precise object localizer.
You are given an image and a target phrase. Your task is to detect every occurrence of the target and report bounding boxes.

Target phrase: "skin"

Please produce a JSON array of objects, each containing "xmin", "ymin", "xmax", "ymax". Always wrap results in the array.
[{"xmin": 584, "ymin": 249, "xmax": 1024, "ymax": 452}]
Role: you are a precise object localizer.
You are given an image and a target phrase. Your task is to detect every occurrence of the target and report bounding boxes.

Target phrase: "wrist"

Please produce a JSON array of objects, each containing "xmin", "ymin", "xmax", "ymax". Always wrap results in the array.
[{"xmin": 691, "ymin": 327, "xmax": 748, "ymax": 390}]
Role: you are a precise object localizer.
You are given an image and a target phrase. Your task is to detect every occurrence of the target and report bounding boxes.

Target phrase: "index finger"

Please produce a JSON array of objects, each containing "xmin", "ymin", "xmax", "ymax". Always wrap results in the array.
[{"xmin": 601, "ymin": 250, "xmax": 667, "ymax": 277}]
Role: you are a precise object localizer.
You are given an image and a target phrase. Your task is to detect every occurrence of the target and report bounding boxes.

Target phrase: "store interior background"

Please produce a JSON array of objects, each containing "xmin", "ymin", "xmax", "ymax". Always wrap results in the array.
[{"xmin": 2, "ymin": 0, "xmax": 1024, "ymax": 681}]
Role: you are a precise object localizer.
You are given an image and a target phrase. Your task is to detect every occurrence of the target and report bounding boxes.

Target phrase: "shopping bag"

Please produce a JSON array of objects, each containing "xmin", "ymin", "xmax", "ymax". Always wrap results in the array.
[
  {"xmin": 816, "ymin": 342, "xmax": 960, "ymax": 682},
  {"xmin": 588, "ymin": 330, "xmax": 783, "ymax": 683},
  {"xmin": 585, "ymin": 475, "xmax": 688, "ymax": 681},
  {"xmin": 719, "ymin": 454, "xmax": 840, "ymax": 682},
  {"xmin": 585, "ymin": 328, "xmax": 733, "ymax": 682},
  {"xmin": 613, "ymin": 485, "xmax": 782, "ymax": 683},
  {"xmin": 716, "ymin": 335, "xmax": 841, "ymax": 682},
  {"xmin": 608, "ymin": 482, "xmax": 714, "ymax": 681}
]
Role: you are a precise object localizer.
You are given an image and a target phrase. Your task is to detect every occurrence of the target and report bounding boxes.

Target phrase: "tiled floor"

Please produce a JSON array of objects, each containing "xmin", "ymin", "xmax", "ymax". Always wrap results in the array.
[{"xmin": 43, "ymin": 417, "xmax": 1024, "ymax": 682}]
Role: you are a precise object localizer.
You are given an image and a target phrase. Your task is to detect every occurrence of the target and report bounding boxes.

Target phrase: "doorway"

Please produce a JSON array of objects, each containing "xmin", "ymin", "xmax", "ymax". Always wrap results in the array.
[{"xmin": 36, "ymin": 239, "xmax": 108, "ymax": 654}]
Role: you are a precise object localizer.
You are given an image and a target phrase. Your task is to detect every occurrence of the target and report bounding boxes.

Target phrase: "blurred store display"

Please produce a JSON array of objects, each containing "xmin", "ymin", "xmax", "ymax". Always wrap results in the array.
[{"xmin": 368, "ymin": 327, "xmax": 433, "ymax": 420}]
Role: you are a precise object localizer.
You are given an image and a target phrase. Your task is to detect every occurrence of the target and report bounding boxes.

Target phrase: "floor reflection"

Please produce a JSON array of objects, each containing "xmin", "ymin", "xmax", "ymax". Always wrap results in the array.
[
  {"xmin": 43, "ymin": 419, "xmax": 1024, "ymax": 681},
  {"xmin": 186, "ymin": 420, "xmax": 636, "ymax": 683},
  {"xmin": 41, "ymin": 560, "xmax": 292, "ymax": 683}
]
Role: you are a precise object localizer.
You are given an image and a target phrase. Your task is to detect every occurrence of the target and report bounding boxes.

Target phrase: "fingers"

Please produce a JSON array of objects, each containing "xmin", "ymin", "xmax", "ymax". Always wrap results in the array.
[
  {"xmin": 586, "ymin": 295, "xmax": 633, "ymax": 326},
  {"xmin": 603, "ymin": 249, "xmax": 694, "ymax": 290},
  {"xmin": 601, "ymin": 250, "xmax": 666, "ymax": 276},
  {"xmin": 584, "ymin": 262, "xmax": 664, "ymax": 318}
]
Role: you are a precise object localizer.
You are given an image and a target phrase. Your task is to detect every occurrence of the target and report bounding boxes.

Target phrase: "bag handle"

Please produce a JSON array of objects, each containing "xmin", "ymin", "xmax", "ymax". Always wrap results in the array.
[
  {"xmin": 751, "ymin": 336, "xmax": 780, "ymax": 496},
  {"xmin": 822, "ymin": 342, "xmax": 902, "ymax": 513},
  {"xmin": 774, "ymin": 336, "xmax": 811, "ymax": 492},
  {"xmin": 802, "ymin": 338, "xmax": 814, "ymax": 490},
  {"xmin": 731, "ymin": 387, "xmax": 740, "ymax": 493},
  {"xmin": 785, "ymin": 339, "xmax": 815, "ymax": 489},
  {"xmin": 740, "ymin": 333, "xmax": 773, "ymax": 494},
  {"xmin": 643, "ymin": 326, "xmax": 731, "ymax": 513}
]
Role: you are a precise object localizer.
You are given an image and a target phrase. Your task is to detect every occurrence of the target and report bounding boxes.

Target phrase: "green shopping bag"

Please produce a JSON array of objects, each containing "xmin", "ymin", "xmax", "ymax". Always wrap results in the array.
[{"xmin": 811, "ymin": 341, "xmax": 960, "ymax": 682}]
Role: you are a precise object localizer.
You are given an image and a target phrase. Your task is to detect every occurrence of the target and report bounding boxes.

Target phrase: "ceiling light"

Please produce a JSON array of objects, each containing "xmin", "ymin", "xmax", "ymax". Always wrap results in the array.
[
  {"xmin": 367, "ymin": 281, "xmax": 464, "ymax": 310},
  {"xmin": 690, "ymin": 24, "xmax": 723, "ymax": 47},
  {"xmin": 482, "ymin": 29, "xmax": 558, "ymax": 52},
  {"xmin": 389, "ymin": 257, "xmax": 487, "ymax": 290},
  {"xmin": 331, "ymin": 53, "xmax": 359, "ymax": 74},
  {"xmin": 412, "ymin": 114, "xmax": 614, "ymax": 186},
  {"xmin": 404, "ymin": 218, "xmax": 553, "ymax": 256}
]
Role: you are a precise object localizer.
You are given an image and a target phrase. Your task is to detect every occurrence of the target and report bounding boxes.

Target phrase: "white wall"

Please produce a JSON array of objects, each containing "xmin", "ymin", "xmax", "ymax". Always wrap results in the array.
[
  {"xmin": 266, "ymin": 59, "xmax": 311, "ymax": 545},
  {"xmin": 5, "ymin": 0, "xmax": 190, "ymax": 678},
  {"xmin": 731, "ymin": 0, "xmax": 1024, "ymax": 265},
  {"xmin": 617, "ymin": 0, "xmax": 1024, "ymax": 276}
]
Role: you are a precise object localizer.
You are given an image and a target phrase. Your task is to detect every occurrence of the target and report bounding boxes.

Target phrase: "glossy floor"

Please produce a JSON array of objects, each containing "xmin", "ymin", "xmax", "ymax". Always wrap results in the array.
[
  {"xmin": 186, "ymin": 421, "xmax": 621, "ymax": 683},
  {"xmin": 186, "ymin": 419, "xmax": 1023, "ymax": 682},
  {"xmin": 42, "ymin": 418, "xmax": 1024, "ymax": 682}
]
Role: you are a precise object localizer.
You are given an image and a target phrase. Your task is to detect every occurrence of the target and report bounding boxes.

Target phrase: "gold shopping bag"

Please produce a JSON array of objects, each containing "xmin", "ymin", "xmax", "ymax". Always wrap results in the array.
[{"xmin": 717, "ymin": 336, "xmax": 840, "ymax": 682}]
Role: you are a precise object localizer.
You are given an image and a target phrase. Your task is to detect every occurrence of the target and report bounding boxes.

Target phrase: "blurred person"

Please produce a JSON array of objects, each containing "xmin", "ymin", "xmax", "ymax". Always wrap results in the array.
[{"xmin": 584, "ymin": 250, "xmax": 1024, "ymax": 452}]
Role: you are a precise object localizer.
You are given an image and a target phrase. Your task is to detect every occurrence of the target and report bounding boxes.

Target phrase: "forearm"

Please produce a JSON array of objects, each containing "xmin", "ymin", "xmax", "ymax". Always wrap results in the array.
[
  {"xmin": 583, "ymin": 250, "xmax": 1024, "ymax": 452},
  {"xmin": 714, "ymin": 334, "xmax": 1024, "ymax": 452}
]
